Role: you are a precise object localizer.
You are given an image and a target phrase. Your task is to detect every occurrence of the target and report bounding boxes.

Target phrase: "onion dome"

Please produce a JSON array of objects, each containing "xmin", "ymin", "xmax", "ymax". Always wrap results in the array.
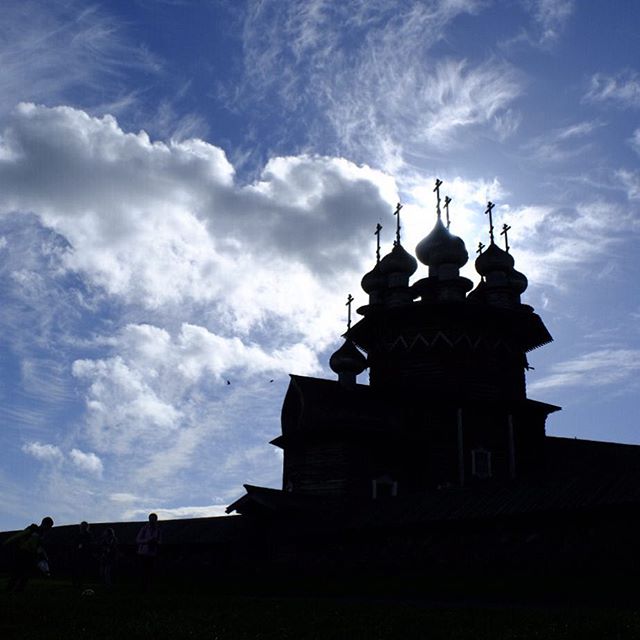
[
  {"xmin": 361, "ymin": 261, "xmax": 385, "ymax": 294},
  {"xmin": 329, "ymin": 339, "xmax": 367, "ymax": 376},
  {"xmin": 509, "ymin": 267, "xmax": 528, "ymax": 295},
  {"xmin": 475, "ymin": 242, "xmax": 514, "ymax": 276},
  {"xmin": 416, "ymin": 218, "xmax": 468, "ymax": 268},
  {"xmin": 379, "ymin": 242, "xmax": 418, "ymax": 276}
]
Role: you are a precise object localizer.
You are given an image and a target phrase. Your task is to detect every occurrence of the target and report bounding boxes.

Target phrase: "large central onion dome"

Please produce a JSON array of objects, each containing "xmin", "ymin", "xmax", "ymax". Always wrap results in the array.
[{"xmin": 416, "ymin": 218, "xmax": 468, "ymax": 268}]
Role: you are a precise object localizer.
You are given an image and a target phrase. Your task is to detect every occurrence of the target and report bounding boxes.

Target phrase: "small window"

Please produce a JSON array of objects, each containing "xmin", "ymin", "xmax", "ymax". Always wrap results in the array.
[
  {"xmin": 372, "ymin": 475, "xmax": 398, "ymax": 499},
  {"xmin": 471, "ymin": 448, "xmax": 492, "ymax": 479}
]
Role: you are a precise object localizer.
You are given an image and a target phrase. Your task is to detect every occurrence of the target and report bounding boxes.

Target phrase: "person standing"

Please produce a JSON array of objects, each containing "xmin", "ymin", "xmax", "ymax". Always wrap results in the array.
[
  {"xmin": 136, "ymin": 513, "xmax": 161, "ymax": 591},
  {"xmin": 4, "ymin": 517, "xmax": 54, "ymax": 592},
  {"xmin": 72, "ymin": 521, "xmax": 94, "ymax": 589},
  {"xmin": 99, "ymin": 527, "xmax": 118, "ymax": 588}
]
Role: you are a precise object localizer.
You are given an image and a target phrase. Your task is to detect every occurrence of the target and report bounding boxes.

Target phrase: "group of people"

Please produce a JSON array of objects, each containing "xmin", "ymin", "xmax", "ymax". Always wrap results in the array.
[{"xmin": 3, "ymin": 513, "xmax": 162, "ymax": 592}]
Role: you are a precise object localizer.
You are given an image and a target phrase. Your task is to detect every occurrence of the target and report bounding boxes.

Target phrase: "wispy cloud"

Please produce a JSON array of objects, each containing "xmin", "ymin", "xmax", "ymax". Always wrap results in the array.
[
  {"xmin": 237, "ymin": 1, "xmax": 518, "ymax": 168},
  {"xmin": 528, "ymin": 349, "xmax": 640, "ymax": 393},
  {"xmin": 0, "ymin": 1, "xmax": 159, "ymax": 119},
  {"xmin": 529, "ymin": 0, "xmax": 574, "ymax": 45},
  {"xmin": 630, "ymin": 128, "xmax": 640, "ymax": 155},
  {"xmin": 524, "ymin": 120, "xmax": 604, "ymax": 162},
  {"xmin": 585, "ymin": 70, "xmax": 640, "ymax": 109},
  {"xmin": 616, "ymin": 169, "xmax": 640, "ymax": 200}
]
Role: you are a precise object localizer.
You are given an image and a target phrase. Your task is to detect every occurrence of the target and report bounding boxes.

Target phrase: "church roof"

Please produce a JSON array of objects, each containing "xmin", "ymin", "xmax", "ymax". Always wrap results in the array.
[{"xmin": 226, "ymin": 437, "xmax": 640, "ymax": 525}]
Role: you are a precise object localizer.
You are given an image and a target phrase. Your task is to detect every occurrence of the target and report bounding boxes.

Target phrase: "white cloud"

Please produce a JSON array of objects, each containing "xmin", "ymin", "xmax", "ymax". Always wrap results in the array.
[
  {"xmin": 22, "ymin": 441, "xmax": 64, "ymax": 463},
  {"xmin": 71, "ymin": 321, "xmax": 320, "ymax": 478},
  {"xmin": 109, "ymin": 492, "xmax": 139, "ymax": 504},
  {"xmin": 0, "ymin": 103, "xmax": 392, "ymax": 344},
  {"xmin": 69, "ymin": 448, "xmax": 104, "ymax": 475},
  {"xmin": 528, "ymin": 349, "xmax": 640, "ymax": 393},
  {"xmin": 122, "ymin": 504, "xmax": 231, "ymax": 520},
  {"xmin": 585, "ymin": 70, "xmax": 640, "ymax": 109}
]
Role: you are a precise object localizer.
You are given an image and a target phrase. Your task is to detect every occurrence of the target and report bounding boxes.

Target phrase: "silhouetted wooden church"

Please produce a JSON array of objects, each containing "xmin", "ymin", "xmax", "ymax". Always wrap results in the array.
[{"xmin": 220, "ymin": 181, "xmax": 640, "ymax": 583}]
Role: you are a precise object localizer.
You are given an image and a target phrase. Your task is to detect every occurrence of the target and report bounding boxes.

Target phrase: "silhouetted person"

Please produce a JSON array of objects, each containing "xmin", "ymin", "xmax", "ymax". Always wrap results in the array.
[
  {"xmin": 136, "ymin": 513, "xmax": 161, "ymax": 591},
  {"xmin": 99, "ymin": 527, "xmax": 118, "ymax": 588},
  {"xmin": 4, "ymin": 516, "xmax": 54, "ymax": 592},
  {"xmin": 72, "ymin": 521, "xmax": 94, "ymax": 589}
]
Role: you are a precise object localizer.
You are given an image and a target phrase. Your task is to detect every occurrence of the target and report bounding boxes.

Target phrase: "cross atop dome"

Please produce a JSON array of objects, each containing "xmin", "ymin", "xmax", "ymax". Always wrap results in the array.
[
  {"xmin": 345, "ymin": 293, "xmax": 354, "ymax": 330},
  {"xmin": 501, "ymin": 223, "xmax": 511, "ymax": 253},
  {"xmin": 393, "ymin": 202, "xmax": 403, "ymax": 245},
  {"xmin": 444, "ymin": 195, "xmax": 452, "ymax": 229},
  {"xmin": 434, "ymin": 179, "xmax": 443, "ymax": 220},
  {"xmin": 375, "ymin": 223, "xmax": 382, "ymax": 263},
  {"xmin": 485, "ymin": 201, "xmax": 496, "ymax": 244}
]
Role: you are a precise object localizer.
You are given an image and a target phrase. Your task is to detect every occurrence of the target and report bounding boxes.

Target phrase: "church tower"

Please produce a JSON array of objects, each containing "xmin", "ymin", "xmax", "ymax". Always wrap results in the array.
[{"xmin": 238, "ymin": 181, "xmax": 559, "ymax": 508}]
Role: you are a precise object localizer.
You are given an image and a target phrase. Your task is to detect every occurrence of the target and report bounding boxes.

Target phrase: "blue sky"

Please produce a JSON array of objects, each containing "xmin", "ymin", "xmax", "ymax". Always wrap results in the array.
[{"xmin": 1, "ymin": 0, "xmax": 639, "ymax": 530}]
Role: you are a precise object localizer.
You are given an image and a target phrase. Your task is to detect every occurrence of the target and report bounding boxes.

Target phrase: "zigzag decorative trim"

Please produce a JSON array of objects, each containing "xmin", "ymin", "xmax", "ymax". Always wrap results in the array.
[{"xmin": 385, "ymin": 332, "xmax": 516, "ymax": 353}]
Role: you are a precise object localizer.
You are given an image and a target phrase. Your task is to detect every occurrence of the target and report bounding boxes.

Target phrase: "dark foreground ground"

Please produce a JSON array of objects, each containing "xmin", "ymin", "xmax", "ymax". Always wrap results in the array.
[{"xmin": 2, "ymin": 573, "xmax": 640, "ymax": 639}]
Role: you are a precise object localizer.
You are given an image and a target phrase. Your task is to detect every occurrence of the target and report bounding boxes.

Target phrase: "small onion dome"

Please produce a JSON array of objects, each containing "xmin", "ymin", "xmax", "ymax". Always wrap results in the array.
[
  {"xmin": 379, "ymin": 242, "xmax": 418, "ymax": 276},
  {"xmin": 415, "ymin": 218, "xmax": 468, "ymax": 268},
  {"xmin": 329, "ymin": 339, "xmax": 367, "ymax": 375},
  {"xmin": 509, "ymin": 267, "xmax": 528, "ymax": 295},
  {"xmin": 361, "ymin": 261, "xmax": 385, "ymax": 294},
  {"xmin": 475, "ymin": 242, "xmax": 514, "ymax": 276}
]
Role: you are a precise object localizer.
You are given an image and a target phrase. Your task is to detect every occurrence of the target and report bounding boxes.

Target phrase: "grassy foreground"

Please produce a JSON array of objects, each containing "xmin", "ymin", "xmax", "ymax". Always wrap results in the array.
[{"xmin": 2, "ymin": 575, "xmax": 640, "ymax": 639}]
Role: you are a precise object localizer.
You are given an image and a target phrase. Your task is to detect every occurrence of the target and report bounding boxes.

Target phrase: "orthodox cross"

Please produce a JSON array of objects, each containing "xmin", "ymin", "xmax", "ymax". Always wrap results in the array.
[
  {"xmin": 501, "ymin": 223, "xmax": 511, "ymax": 253},
  {"xmin": 485, "ymin": 201, "xmax": 496, "ymax": 244},
  {"xmin": 345, "ymin": 294, "xmax": 354, "ymax": 331},
  {"xmin": 444, "ymin": 195, "xmax": 452, "ymax": 229},
  {"xmin": 434, "ymin": 178, "xmax": 443, "ymax": 220},
  {"xmin": 393, "ymin": 202, "xmax": 403, "ymax": 245},
  {"xmin": 374, "ymin": 223, "xmax": 383, "ymax": 263},
  {"xmin": 477, "ymin": 241, "xmax": 485, "ymax": 255}
]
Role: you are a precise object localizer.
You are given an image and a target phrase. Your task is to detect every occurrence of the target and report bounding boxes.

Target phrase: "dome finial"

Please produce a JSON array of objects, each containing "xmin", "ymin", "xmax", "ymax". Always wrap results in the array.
[
  {"xmin": 393, "ymin": 202, "xmax": 403, "ymax": 245},
  {"xmin": 500, "ymin": 223, "xmax": 511, "ymax": 253},
  {"xmin": 485, "ymin": 201, "xmax": 496, "ymax": 244},
  {"xmin": 444, "ymin": 195, "xmax": 452, "ymax": 230},
  {"xmin": 477, "ymin": 241, "xmax": 486, "ymax": 256},
  {"xmin": 375, "ymin": 223, "xmax": 383, "ymax": 264},
  {"xmin": 345, "ymin": 293, "xmax": 354, "ymax": 331},
  {"xmin": 434, "ymin": 178, "xmax": 443, "ymax": 220}
]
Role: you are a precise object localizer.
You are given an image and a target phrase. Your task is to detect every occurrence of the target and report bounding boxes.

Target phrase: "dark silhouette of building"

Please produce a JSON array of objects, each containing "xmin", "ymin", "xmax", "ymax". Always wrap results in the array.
[
  {"xmin": 219, "ymin": 184, "xmax": 640, "ymax": 587},
  {"xmin": 228, "ymin": 187, "xmax": 559, "ymax": 511}
]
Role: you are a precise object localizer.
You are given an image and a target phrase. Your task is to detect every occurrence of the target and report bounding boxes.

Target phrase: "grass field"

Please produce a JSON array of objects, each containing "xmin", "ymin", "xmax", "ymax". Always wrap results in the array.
[{"xmin": 2, "ymin": 574, "xmax": 640, "ymax": 639}]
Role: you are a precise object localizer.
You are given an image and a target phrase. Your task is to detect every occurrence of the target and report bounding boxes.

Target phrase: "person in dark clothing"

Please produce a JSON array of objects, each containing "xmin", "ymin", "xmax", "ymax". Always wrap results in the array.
[
  {"xmin": 72, "ymin": 521, "xmax": 94, "ymax": 589},
  {"xmin": 136, "ymin": 513, "xmax": 161, "ymax": 591},
  {"xmin": 4, "ymin": 517, "xmax": 54, "ymax": 592},
  {"xmin": 99, "ymin": 527, "xmax": 118, "ymax": 587}
]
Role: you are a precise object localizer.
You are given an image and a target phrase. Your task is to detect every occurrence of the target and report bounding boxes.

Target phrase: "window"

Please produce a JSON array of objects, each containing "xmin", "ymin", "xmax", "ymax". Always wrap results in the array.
[
  {"xmin": 471, "ymin": 448, "xmax": 492, "ymax": 479},
  {"xmin": 372, "ymin": 475, "xmax": 398, "ymax": 499}
]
